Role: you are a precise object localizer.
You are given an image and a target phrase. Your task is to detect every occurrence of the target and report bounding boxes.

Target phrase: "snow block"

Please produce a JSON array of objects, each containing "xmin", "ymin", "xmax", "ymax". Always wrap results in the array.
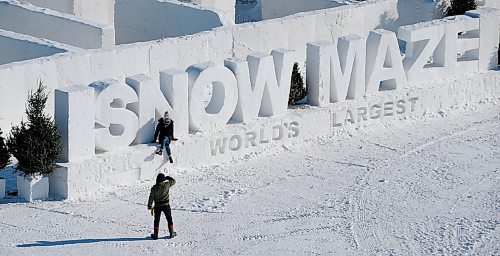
[
  {"xmin": 337, "ymin": 35, "xmax": 366, "ymax": 100},
  {"xmin": 409, "ymin": 71, "xmax": 500, "ymax": 113},
  {"xmin": 49, "ymin": 69, "xmax": 500, "ymax": 200},
  {"xmin": 307, "ymin": 41, "xmax": 332, "ymax": 106},
  {"xmin": 55, "ymin": 85, "xmax": 95, "ymax": 163},
  {"xmin": 187, "ymin": 62, "xmax": 238, "ymax": 132},
  {"xmin": 287, "ymin": 14, "xmax": 315, "ymax": 63},
  {"xmin": 90, "ymin": 80, "xmax": 139, "ymax": 151},
  {"xmin": 225, "ymin": 48, "xmax": 295, "ymax": 122},
  {"xmin": 444, "ymin": 15, "xmax": 480, "ymax": 76},
  {"xmin": 365, "ymin": 29, "xmax": 407, "ymax": 95},
  {"xmin": 126, "ymin": 72, "xmax": 189, "ymax": 144},
  {"xmin": 17, "ymin": 175, "xmax": 49, "ymax": 202},
  {"xmin": 246, "ymin": 49, "xmax": 295, "ymax": 117},
  {"xmin": 224, "ymin": 57, "xmax": 254, "ymax": 122},
  {"xmin": 0, "ymin": 1, "xmax": 115, "ymax": 49},
  {"xmin": 0, "ymin": 30, "xmax": 70, "ymax": 65},
  {"xmin": 466, "ymin": 8, "xmax": 500, "ymax": 70},
  {"xmin": 261, "ymin": 21, "xmax": 289, "ymax": 55},
  {"xmin": 159, "ymin": 69, "xmax": 189, "ymax": 137},
  {"xmin": 306, "ymin": 35, "xmax": 366, "ymax": 106},
  {"xmin": 400, "ymin": 13, "xmax": 492, "ymax": 83},
  {"xmin": 314, "ymin": 12, "xmax": 329, "ymax": 42},
  {"xmin": 399, "ymin": 19, "xmax": 447, "ymax": 83},
  {"xmin": 205, "ymin": 107, "xmax": 329, "ymax": 164},
  {"xmin": 51, "ymin": 143, "xmax": 166, "ymax": 200},
  {"xmin": 232, "ymin": 24, "xmax": 263, "ymax": 59},
  {"xmin": 207, "ymin": 29, "xmax": 234, "ymax": 65},
  {"xmin": 126, "ymin": 74, "xmax": 158, "ymax": 144},
  {"xmin": 327, "ymin": 90, "xmax": 419, "ymax": 128},
  {"xmin": 49, "ymin": 166, "xmax": 68, "ymax": 199}
]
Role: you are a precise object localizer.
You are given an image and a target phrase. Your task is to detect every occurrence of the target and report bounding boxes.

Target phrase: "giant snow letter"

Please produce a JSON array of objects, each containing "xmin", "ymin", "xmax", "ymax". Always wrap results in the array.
[
  {"xmin": 187, "ymin": 62, "xmax": 238, "ymax": 132},
  {"xmin": 466, "ymin": 8, "xmax": 500, "ymax": 71},
  {"xmin": 306, "ymin": 35, "xmax": 366, "ymax": 106},
  {"xmin": 443, "ymin": 15, "xmax": 480, "ymax": 75},
  {"xmin": 90, "ymin": 80, "xmax": 139, "ymax": 151},
  {"xmin": 398, "ymin": 19, "xmax": 448, "ymax": 83},
  {"xmin": 225, "ymin": 49, "xmax": 295, "ymax": 122},
  {"xmin": 399, "ymin": 15, "xmax": 482, "ymax": 83},
  {"xmin": 365, "ymin": 29, "xmax": 408, "ymax": 94},
  {"xmin": 55, "ymin": 85, "xmax": 95, "ymax": 162},
  {"xmin": 126, "ymin": 70, "xmax": 188, "ymax": 144}
]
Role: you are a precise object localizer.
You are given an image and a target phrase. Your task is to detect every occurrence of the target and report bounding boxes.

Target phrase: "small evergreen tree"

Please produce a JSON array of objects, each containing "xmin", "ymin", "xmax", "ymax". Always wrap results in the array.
[
  {"xmin": 7, "ymin": 81, "xmax": 61, "ymax": 176},
  {"xmin": 446, "ymin": 0, "xmax": 476, "ymax": 16},
  {"xmin": 288, "ymin": 62, "xmax": 307, "ymax": 105},
  {"xmin": 0, "ymin": 129, "xmax": 10, "ymax": 169}
]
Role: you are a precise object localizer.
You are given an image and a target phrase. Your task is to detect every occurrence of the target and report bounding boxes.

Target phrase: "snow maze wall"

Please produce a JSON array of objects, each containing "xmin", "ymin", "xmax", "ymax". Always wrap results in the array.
[{"xmin": 0, "ymin": 0, "xmax": 498, "ymax": 200}]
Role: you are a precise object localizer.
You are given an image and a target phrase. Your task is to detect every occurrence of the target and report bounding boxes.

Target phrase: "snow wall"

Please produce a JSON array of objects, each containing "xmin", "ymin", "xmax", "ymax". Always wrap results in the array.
[
  {"xmin": 0, "ymin": 30, "xmax": 71, "ymax": 66},
  {"xmin": 114, "ymin": 0, "xmax": 225, "ymax": 45},
  {"xmin": 49, "ymin": 71, "xmax": 500, "ymax": 199},
  {"xmin": 24, "ymin": 0, "xmax": 115, "ymax": 26},
  {"xmin": 258, "ymin": 0, "xmax": 344, "ymax": 20},
  {"xmin": 191, "ymin": 0, "xmax": 236, "ymax": 25},
  {"xmin": 0, "ymin": 1, "xmax": 115, "ymax": 49},
  {"xmin": 0, "ymin": 0, "xmax": 497, "ymax": 199},
  {"xmin": 24, "ymin": 0, "xmax": 74, "ymax": 15},
  {"xmin": 0, "ymin": 0, "xmax": 444, "ymax": 135}
]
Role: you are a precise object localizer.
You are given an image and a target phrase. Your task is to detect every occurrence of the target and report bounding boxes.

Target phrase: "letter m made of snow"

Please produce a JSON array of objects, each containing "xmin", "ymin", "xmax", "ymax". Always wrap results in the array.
[
  {"xmin": 225, "ymin": 49, "xmax": 295, "ymax": 122},
  {"xmin": 306, "ymin": 35, "xmax": 366, "ymax": 106}
]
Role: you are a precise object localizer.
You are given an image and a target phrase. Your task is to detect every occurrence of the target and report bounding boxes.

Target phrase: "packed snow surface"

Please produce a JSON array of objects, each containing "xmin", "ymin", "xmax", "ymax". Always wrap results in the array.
[{"xmin": 1, "ymin": 100, "xmax": 499, "ymax": 255}]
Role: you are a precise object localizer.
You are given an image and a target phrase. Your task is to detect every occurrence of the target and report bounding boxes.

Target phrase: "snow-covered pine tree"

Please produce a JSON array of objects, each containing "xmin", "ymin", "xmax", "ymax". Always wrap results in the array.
[
  {"xmin": 7, "ymin": 81, "xmax": 61, "ymax": 176},
  {"xmin": 446, "ymin": 0, "xmax": 476, "ymax": 16},
  {"xmin": 0, "ymin": 129, "xmax": 10, "ymax": 169},
  {"xmin": 288, "ymin": 62, "xmax": 307, "ymax": 105}
]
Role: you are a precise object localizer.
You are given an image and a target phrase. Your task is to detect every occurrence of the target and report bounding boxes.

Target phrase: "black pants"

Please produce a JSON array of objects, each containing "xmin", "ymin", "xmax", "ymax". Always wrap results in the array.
[{"xmin": 154, "ymin": 204, "xmax": 173, "ymax": 229}]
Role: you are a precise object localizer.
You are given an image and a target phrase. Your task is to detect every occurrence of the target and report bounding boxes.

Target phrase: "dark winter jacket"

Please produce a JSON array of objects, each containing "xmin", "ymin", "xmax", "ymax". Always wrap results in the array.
[
  {"xmin": 148, "ymin": 176, "xmax": 176, "ymax": 209},
  {"xmin": 153, "ymin": 118, "xmax": 174, "ymax": 143}
]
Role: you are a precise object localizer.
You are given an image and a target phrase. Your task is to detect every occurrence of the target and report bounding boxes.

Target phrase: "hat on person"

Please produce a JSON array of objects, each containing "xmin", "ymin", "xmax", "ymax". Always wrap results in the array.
[{"xmin": 156, "ymin": 173, "xmax": 166, "ymax": 184}]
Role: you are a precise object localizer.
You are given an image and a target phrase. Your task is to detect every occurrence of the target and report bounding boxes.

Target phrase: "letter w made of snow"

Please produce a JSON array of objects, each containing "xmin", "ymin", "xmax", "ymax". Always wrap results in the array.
[
  {"xmin": 225, "ymin": 49, "xmax": 295, "ymax": 122},
  {"xmin": 306, "ymin": 35, "xmax": 366, "ymax": 106}
]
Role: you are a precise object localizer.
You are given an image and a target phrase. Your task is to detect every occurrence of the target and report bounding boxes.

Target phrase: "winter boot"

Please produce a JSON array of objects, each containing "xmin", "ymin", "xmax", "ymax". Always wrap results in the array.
[
  {"xmin": 155, "ymin": 149, "xmax": 163, "ymax": 155},
  {"xmin": 168, "ymin": 224, "xmax": 177, "ymax": 239},
  {"xmin": 151, "ymin": 226, "xmax": 159, "ymax": 240},
  {"xmin": 168, "ymin": 156, "xmax": 173, "ymax": 163}
]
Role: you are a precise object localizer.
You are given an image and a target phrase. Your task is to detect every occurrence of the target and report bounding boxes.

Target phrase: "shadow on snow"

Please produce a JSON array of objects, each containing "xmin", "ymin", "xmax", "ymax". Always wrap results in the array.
[{"xmin": 17, "ymin": 237, "xmax": 151, "ymax": 247}]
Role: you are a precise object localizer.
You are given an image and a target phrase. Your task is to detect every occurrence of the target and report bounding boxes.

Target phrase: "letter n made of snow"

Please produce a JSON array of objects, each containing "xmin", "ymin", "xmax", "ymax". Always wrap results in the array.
[
  {"xmin": 126, "ymin": 70, "xmax": 189, "ymax": 144},
  {"xmin": 366, "ymin": 30, "xmax": 408, "ymax": 95},
  {"xmin": 225, "ymin": 49, "xmax": 295, "ymax": 122}
]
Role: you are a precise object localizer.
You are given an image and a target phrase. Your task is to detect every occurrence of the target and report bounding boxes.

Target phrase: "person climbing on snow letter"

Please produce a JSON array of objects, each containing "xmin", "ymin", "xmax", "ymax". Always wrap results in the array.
[
  {"xmin": 148, "ymin": 173, "xmax": 177, "ymax": 240},
  {"xmin": 153, "ymin": 111, "xmax": 177, "ymax": 163}
]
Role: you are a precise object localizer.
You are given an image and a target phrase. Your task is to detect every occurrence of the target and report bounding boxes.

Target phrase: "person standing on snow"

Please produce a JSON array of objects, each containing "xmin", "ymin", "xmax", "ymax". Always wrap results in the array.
[
  {"xmin": 153, "ymin": 111, "xmax": 177, "ymax": 163},
  {"xmin": 148, "ymin": 173, "xmax": 177, "ymax": 239}
]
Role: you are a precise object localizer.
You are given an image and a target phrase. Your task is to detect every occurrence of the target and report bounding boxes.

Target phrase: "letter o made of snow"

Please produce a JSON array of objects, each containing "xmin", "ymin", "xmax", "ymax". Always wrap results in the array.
[
  {"xmin": 91, "ymin": 80, "xmax": 139, "ymax": 151},
  {"xmin": 187, "ymin": 63, "xmax": 238, "ymax": 132},
  {"xmin": 229, "ymin": 135, "xmax": 243, "ymax": 151}
]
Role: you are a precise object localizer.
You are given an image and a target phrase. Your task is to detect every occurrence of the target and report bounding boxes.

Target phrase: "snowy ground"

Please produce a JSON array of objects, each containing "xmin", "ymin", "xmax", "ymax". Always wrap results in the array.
[{"xmin": 1, "ymin": 100, "xmax": 499, "ymax": 255}]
